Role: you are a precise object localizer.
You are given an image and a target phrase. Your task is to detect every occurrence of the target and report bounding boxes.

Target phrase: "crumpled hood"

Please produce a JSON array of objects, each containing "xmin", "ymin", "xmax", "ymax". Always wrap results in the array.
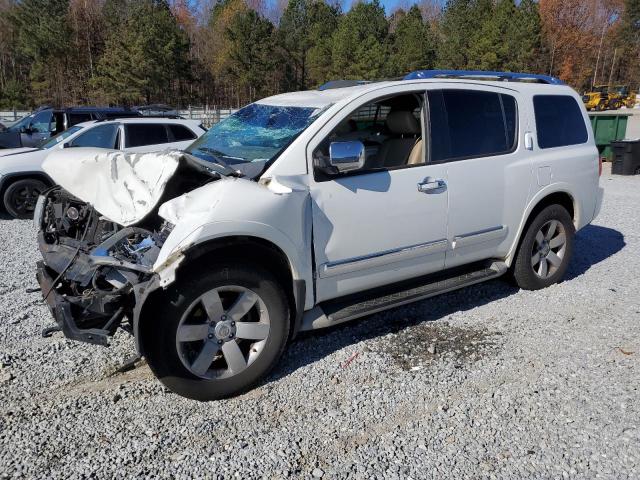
[{"xmin": 42, "ymin": 148, "xmax": 182, "ymax": 226}]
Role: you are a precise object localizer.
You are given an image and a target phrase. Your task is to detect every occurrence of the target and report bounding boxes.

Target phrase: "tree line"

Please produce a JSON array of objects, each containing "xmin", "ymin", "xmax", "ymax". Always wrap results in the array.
[{"xmin": 0, "ymin": 0, "xmax": 638, "ymax": 110}]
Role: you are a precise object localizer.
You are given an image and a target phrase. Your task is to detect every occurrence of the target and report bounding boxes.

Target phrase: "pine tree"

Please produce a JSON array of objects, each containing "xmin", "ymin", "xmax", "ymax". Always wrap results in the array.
[
  {"xmin": 226, "ymin": 9, "xmax": 276, "ymax": 99},
  {"xmin": 617, "ymin": 0, "xmax": 640, "ymax": 85},
  {"xmin": 9, "ymin": 0, "xmax": 71, "ymax": 105},
  {"xmin": 330, "ymin": 0, "xmax": 389, "ymax": 79},
  {"xmin": 388, "ymin": 6, "xmax": 436, "ymax": 77},
  {"xmin": 437, "ymin": 0, "xmax": 471, "ymax": 69},
  {"xmin": 93, "ymin": 0, "xmax": 189, "ymax": 105},
  {"xmin": 277, "ymin": 0, "xmax": 339, "ymax": 90}
]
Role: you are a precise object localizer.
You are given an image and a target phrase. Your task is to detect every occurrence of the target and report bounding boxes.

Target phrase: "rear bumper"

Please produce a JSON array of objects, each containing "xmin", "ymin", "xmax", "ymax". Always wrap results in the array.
[{"xmin": 36, "ymin": 261, "xmax": 124, "ymax": 346}]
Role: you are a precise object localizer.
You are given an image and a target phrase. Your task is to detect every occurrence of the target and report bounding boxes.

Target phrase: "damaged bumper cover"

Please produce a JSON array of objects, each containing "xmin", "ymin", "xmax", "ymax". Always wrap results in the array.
[{"xmin": 35, "ymin": 261, "xmax": 126, "ymax": 346}]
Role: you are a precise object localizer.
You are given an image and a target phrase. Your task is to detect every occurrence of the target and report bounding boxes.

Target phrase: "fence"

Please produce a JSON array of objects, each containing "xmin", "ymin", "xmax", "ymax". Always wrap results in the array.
[{"xmin": 0, "ymin": 108, "xmax": 238, "ymax": 128}]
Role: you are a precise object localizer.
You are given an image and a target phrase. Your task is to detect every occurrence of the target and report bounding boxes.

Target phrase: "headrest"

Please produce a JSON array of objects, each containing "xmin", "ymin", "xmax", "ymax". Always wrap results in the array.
[
  {"xmin": 385, "ymin": 110, "xmax": 421, "ymax": 135},
  {"xmin": 334, "ymin": 118, "xmax": 357, "ymax": 135}
]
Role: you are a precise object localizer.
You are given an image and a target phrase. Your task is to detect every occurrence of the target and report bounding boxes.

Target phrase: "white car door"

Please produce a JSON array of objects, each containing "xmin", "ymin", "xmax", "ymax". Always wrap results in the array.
[
  {"xmin": 309, "ymin": 88, "xmax": 449, "ymax": 303},
  {"xmin": 425, "ymin": 86, "xmax": 532, "ymax": 269}
]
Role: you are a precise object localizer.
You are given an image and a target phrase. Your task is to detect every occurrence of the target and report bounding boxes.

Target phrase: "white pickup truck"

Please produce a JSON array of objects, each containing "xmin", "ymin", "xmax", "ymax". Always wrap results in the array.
[{"xmin": 34, "ymin": 70, "xmax": 603, "ymax": 400}]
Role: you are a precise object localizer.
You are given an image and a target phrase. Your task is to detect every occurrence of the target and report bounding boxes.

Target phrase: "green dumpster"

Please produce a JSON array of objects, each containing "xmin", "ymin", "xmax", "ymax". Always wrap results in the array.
[{"xmin": 589, "ymin": 112, "xmax": 632, "ymax": 161}]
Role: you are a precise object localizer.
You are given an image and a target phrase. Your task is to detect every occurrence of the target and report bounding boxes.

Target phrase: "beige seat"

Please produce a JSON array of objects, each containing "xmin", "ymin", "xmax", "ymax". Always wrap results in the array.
[
  {"xmin": 374, "ymin": 111, "xmax": 423, "ymax": 168},
  {"xmin": 407, "ymin": 139, "xmax": 424, "ymax": 165}
]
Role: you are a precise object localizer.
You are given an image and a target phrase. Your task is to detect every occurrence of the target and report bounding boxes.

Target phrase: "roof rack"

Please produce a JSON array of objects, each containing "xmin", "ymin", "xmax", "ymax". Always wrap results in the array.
[
  {"xmin": 404, "ymin": 70, "xmax": 564, "ymax": 85},
  {"xmin": 318, "ymin": 80, "xmax": 372, "ymax": 91}
]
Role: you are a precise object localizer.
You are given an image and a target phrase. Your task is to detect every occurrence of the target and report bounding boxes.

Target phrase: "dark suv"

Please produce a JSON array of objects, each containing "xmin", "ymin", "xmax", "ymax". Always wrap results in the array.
[{"xmin": 0, "ymin": 106, "xmax": 141, "ymax": 148}]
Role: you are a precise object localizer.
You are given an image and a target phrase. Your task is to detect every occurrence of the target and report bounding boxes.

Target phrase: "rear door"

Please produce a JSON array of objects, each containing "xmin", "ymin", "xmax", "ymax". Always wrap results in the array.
[{"xmin": 425, "ymin": 86, "xmax": 531, "ymax": 268}]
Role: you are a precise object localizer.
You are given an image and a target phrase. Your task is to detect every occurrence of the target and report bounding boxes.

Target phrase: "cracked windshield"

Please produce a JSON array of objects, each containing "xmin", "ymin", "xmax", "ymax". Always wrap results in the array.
[{"xmin": 186, "ymin": 103, "xmax": 324, "ymax": 168}]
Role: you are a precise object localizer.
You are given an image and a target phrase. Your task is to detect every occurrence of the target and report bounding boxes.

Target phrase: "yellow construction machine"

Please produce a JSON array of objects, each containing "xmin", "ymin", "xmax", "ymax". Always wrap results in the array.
[{"xmin": 583, "ymin": 85, "xmax": 637, "ymax": 111}]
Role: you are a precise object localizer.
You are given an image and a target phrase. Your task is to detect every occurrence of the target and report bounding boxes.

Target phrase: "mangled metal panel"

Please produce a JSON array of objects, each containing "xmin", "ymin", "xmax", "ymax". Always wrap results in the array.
[{"xmin": 42, "ymin": 148, "xmax": 182, "ymax": 226}]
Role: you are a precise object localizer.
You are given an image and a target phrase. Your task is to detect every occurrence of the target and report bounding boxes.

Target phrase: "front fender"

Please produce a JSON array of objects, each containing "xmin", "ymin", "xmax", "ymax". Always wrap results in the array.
[{"xmin": 152, "ymin": 177, "xmax": 315, "ymax": 309}]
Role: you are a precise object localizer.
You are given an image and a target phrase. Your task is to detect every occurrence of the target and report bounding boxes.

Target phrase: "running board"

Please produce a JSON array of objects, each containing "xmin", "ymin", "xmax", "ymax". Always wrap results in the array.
[{"xmin": 300, "ymin": 261, "xmax": 508, "ymax": 331}]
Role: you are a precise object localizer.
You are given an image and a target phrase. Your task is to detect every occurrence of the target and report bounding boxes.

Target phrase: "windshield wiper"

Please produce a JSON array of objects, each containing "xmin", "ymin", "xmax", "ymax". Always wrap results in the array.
[
  {"xmin": 181, "ymin": 151, "xmax": 243, "ymax": 178},
  {"xmin": 196, "ymin": 147, "xmax": 246, "ymax": 163}
]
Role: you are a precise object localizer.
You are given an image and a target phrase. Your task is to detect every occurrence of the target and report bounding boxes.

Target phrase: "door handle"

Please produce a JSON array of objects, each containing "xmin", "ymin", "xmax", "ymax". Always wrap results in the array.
[{"xmin": 417, "ymin": 178, "xmax": 446, "ymax": 193}]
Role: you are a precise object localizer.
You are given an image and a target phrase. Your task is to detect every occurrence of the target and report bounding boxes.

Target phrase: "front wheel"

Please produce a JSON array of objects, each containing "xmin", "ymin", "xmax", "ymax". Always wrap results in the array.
[
  {"xmin": 142, "ymin": 263, "xmax": 290, "ymax": 401},
  {"xmin": 512, "ymin": 204, "xmax": 575, "ymax": 290}
]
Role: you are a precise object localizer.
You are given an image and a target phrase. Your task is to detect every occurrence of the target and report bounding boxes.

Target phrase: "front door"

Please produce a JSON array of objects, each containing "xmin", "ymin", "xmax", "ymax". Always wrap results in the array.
[{"xmin": 309, "ymin": 90, "xmax": 449, "ymax": 303}]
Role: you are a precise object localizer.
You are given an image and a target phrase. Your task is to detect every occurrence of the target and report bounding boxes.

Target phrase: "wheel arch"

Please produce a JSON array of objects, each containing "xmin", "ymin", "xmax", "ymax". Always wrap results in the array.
[
  {"xmin": 506, "ymin": 188, "xmax": 576, "ymax": 266},
  {"xmin": 135, "ymin": 235, "xmax": 307, "ymax": 356}
]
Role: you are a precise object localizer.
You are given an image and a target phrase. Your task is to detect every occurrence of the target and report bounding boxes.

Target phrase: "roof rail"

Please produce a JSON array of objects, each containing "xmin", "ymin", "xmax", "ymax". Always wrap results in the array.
[
  {"xmin": 318, "ymin": 80, "xmax": 372, "ymax": 91},
  {"xmin": 404, "ymin": 70, "xmax": 565, "ymax": 85}
]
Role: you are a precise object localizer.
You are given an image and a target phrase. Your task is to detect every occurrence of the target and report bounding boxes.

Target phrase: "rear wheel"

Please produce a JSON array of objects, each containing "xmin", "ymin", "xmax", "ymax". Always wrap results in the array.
[
  {"xmin": 3, "ymin": 178, "xmax": 47, "ymax": 219},
  {"xmin": 142, "ymin": 263, "xmax": 290, "ymax": 401},
  {"xmin": 512, "ymin": 205, "xmax": 575, "ymax": 290}
]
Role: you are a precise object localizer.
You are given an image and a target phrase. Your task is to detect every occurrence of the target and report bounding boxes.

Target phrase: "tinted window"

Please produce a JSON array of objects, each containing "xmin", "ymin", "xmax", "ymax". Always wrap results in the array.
[
  {"xmin": 168, "ymin": 124, "xmax": 197, "ymax": 141},
  {"xmin": 125, "ymin": 124, "xmax": 169, "ymax": 147},
  {"xmin": 69, "ymin": 124, "xmax": 119, "ymax": 149},
  {"xmin": 68, "ymin": 113, "xmax": 93, "ymax": 126},
  {"xmin": 533, "ymin": 95, "xmax": 588, "ymax": 149},
  {"xmin": 428, "ymin": 90, "xmax": 517, "ymax": 162}
]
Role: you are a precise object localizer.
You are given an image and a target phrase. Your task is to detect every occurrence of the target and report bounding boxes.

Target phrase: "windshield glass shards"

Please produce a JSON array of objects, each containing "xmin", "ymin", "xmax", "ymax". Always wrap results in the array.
[{"xmin": 186, "ymin": 103, "xmax": 324, "ymax": 166}]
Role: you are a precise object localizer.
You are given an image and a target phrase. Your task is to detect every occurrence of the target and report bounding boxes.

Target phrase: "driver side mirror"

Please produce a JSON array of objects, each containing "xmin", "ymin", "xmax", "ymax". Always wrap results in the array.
[
  {"xmin": 20, "ymin": 125, "xmax": 32, "ymax": 135},
  {"xmin": 329, "ymin": 141, "xmax": 365, "ymax": 173}
]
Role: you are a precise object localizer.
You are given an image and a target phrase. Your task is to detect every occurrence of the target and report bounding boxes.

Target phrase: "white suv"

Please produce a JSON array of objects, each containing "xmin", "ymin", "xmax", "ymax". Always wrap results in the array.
[
  {"xmin": 34, "ymin": 70, "xmax": 603, "ymax": 400},
  {"xmin": 0, "ymin": 117, "xmax": 205, "ymax": 218}
]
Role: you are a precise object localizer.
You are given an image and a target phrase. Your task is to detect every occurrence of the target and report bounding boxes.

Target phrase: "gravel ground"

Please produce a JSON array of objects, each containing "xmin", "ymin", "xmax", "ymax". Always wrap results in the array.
[{"xmin": 1, "ymin": 163, "xmax": 638, "ymax": 479}]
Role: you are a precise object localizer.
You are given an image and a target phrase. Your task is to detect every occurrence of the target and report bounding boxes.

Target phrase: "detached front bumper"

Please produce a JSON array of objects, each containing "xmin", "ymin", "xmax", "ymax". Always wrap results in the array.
[{"xmin": 36, "ymin": 261, "xmax": 125, "ymax": 346}]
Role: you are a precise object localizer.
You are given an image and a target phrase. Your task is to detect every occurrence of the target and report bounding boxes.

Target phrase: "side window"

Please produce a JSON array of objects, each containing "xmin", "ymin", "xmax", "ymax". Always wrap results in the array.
[
  {"xmin": 30, "ymin": 111, "xmax": 53, "ymax": 133},
  {"xmin": 68, "ymin": 113, "xmax": 93, "ymax": 126},
  {"xmin": 313, "ymin": 92, "xmax": 425, "ymax": 178},
  {"xmin": 533, "ymin": 95, "xmax": 588, "ymax": 149},
  {"xmin": 125, "ymin": 124, "xmax": 169, "ymax": 147},
  {"xmin": 69, "ymin": 124, "xmax": 119, "ymax": 149},
  {"xmin": 168, "ymin": 124, "xmax": 197, "ymax": 141},
  {"xmin": 428, "ymin": 90, "xmax": 517, "ymax": 162}
]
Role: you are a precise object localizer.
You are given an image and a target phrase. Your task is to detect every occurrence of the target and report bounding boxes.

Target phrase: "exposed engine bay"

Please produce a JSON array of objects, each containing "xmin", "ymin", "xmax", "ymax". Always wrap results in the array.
[
  {"xmin": 35, "ymin": 151, "xmax": 235, "ymax": 345},
  {"xmin": 36, "ymin": 187, "xmax": 173, "ymax": 342}
]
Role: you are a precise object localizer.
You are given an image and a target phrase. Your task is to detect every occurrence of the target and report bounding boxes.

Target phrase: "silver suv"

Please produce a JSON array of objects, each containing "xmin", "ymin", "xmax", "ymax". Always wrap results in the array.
[{"xmin": 34, "ymin": 70, "xmax": 603, "ymax": 400}]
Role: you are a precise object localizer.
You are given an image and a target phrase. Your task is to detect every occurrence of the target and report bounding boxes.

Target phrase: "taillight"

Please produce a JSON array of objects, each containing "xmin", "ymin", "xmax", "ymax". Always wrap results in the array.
[{"xmin": 598, "ymin": 156, "xmax": 603, "ymax": 176}]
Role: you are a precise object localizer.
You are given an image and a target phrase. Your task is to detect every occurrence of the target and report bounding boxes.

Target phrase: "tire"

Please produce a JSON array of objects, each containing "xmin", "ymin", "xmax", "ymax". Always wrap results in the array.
[
  {"xmin": 142, "ymin": 262, "xmax": 290, "ymax": 401},
  {"xmin": 512, "ymin": 204, "xmax": 575, "ymax": 290},
  {"xmin": 3, "ymin": 178, "xmax": 47, "ymax": 219}
]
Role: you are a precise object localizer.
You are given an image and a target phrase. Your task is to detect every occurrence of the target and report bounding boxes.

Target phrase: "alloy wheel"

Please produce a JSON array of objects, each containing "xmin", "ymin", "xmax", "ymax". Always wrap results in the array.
[
  {"xmin": 531, "ymin": 219, "xmax": 567, "ymax": 279},
  {"xmin": 175, "ymin": 285, "xmax": 270, "ymax": 379}
]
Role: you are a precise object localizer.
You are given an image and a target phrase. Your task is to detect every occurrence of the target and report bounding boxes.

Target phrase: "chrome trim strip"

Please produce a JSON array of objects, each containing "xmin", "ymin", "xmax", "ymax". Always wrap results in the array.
[
  {"xmin": 320, "ymin": 239, "xmax": 448, "ymax": 278},
  {"xmin": 453, "ymin": 225, "xmax": 507, "ymax": 249}
]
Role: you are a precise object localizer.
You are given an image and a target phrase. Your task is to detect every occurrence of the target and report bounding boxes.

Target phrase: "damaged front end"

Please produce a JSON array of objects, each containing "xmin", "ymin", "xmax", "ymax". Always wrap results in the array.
[{"xmin": 35, "ymin": 187, "xmax": 173, "ymax": 346}]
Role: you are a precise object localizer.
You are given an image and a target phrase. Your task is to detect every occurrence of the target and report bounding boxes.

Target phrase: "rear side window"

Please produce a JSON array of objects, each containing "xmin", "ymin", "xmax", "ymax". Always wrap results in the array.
[
  {"xmin": 168, "ymin": 124, "xmax": 197, "ymax": 141},
  {"xmin": 533, "ymin": 95, "xmax": 588, "ymax": 149},
  {"xmin": 125, "ymin": 124, "xmax": 169, "ymax": 147},
  {"xmin": 68, "ymin": 113, "xmax": 93, "ymax": 126},
  {"xmin": 428, "ymin": 90, "xmax": 517, "ymax": 162},
  {"xmin": 69, "ymin": 124, "xmax": 119, "ymax": 149}
]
